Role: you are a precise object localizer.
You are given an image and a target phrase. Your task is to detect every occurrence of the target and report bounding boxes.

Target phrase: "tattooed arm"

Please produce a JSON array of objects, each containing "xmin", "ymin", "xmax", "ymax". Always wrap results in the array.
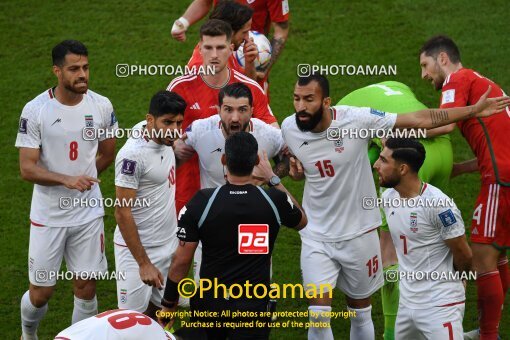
[
  {"xmin": 395, "ymin": 86, "xmax": 510, "ymax": 129},
  {"xmin": 258, "ymin": 21, "xmax": 289, "ymax": 80}
]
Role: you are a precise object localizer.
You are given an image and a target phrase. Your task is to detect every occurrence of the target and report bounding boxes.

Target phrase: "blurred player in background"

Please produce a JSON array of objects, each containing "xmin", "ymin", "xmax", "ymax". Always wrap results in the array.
[
  {"xmin": 54, "ymin": 309, "xmax": 207, "ymax": 340},
  {"xmin": 167, "ymin": 19, "xmax": 277, "ymax": 214},
  {"xmin": 113, "ymin": 91, "xmax": 186, "ymax": 318},
  {"xmin": 186, "ymin": 1, "xmax": 259, "ymax": 81},
  {"xmin": 16, "ymin": 40, "xmax": 117, "ymax": 340},
  {"xmin": 282, "ymin": 73, "xmax": 509, "ymax": 340},
  {"xmin": 171, "ymin": 0, "xmax": 289, "ymax": 92},
  {"xmin": 420, "ymin": 35, "xmax": 510, "ymax": 340},
  {"xmin": 374, "ymin": 138, "xmax": 471, "ymax": 339},
  {"xmin": 337, "ymin": 80, "xmax": 454, "ymax": 339}
]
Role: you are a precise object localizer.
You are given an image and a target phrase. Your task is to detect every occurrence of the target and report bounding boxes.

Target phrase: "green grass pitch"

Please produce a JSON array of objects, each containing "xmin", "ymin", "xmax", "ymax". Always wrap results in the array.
[{"xmin": 1, "ymin": 0, "xmax": 509, "ymax": 338}]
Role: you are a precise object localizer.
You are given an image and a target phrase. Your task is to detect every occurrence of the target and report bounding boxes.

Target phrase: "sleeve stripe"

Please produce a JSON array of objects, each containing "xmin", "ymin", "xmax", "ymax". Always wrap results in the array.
[
  {"xmin": 167, "ymin": 74, "xmax": 197, "ymax": 91},
  {"xmin": 233, "ymin": 70, "xmax": 266, "ymax": 94}
]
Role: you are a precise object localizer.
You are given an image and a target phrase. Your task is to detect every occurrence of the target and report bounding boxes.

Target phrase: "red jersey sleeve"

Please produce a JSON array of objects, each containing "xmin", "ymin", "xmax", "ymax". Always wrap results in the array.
[
  {"xmin": 186, "ymin": 44, "xmax": 202, "ymax": 69},
  {"xmin": 250, "ymin": 83, "xmax": 277, "ymax": 124},
  {"xmin": 267, "ymin": 0, "xmax": 290, "ymax": 23},
  {"xmin": 439, "ymin": 75, "xmax": 470, "ymax": 109}
]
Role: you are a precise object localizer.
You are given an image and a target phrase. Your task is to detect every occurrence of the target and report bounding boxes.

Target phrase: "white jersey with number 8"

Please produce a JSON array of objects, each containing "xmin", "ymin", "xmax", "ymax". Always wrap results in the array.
[{"xmin": 15, "ymin": 88, "xmax": 118, "ymax": 227}]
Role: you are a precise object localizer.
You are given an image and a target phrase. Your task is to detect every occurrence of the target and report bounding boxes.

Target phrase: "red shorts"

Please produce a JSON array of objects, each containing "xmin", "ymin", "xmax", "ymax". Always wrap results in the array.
[
  {"xmin": 471, "ymin": 183, "xmax": 510, "ymax": 248},
  {"xmin": 175, "ymin": 155, "xmax": 201, "ymax": 213}
]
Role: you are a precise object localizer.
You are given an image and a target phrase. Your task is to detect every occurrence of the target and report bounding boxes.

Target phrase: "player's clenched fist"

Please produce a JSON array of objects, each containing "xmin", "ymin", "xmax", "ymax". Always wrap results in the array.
[
  {"xmin": 139, "ymin": 262, "xmax": 164, "ymax": 289},
  {"xmin": 171, "ymin": 17, "xmax": 189, "ymax": 42},
  {"xmin": 63, "ymin": 175, "xmax": 99, "ymax": 192},
  {"xmin": 289, "ymin": 156, "xmax": 305, "ymax": 180}
]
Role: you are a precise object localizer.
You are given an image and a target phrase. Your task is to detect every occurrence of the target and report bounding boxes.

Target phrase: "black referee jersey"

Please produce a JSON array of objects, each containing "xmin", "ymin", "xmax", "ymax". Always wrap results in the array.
[{"xmin": 176, "ymin": 182, "xmax": 302, "ymax": 287}]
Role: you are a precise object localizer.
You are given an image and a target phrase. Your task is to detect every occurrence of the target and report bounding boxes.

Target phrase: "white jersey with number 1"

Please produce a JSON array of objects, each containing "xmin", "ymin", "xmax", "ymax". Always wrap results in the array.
[
  {"xmin": 281, "ymin": 105, "xmax": 397, "ymax": 242},
  {"xmin": 15, "ymin": 88, "xmax": 118, "ymax": 227},
  {"xmin": 382, "ymin": 183, "xmax": 465, "ymax": 309},
  {"xmin": 54, "ymin": 309, "xmax": 174, "ymax": 340}
]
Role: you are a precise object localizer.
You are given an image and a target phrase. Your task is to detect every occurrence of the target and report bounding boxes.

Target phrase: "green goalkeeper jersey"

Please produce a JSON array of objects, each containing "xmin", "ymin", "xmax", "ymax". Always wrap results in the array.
[{"xmin": 337, "ymin": 81, "xmax": 453, "ymax": 230}]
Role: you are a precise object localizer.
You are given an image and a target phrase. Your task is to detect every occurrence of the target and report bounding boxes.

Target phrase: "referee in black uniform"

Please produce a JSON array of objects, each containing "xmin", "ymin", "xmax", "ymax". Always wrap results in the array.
[{"xmin": 159, "ymin": 131, "xmax": 307, "ymax": 339}]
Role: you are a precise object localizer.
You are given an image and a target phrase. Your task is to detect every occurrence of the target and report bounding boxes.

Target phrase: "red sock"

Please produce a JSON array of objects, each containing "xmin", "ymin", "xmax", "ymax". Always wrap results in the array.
[
  {"xmin": 497, "ymin": 256, "xmax": 510, "ymax": 297},
  {"xmin": 477, "ymin": 271, "xmax": 503, "ymax": 339}
]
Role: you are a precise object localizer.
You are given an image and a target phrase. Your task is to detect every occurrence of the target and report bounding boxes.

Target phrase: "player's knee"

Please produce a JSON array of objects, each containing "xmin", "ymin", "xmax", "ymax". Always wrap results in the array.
[
  {"xmin": 73, "ymin": 279, "xmax": 96, "ymax": 299},
  {"xmin": 29, "ymin": 284, "xmax": 54, "ymax": 306},
  {"xmin": 346, "ymin": 296, "xmax": 371, "ymax": 309},
  {"xmin": 348, "ymin": 305, "xmax": 373, "ymax": 326}
]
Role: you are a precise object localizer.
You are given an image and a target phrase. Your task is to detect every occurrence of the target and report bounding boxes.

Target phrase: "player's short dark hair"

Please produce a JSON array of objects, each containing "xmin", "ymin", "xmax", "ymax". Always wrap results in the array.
[
  {"xmin": 219, "ymin": 82, "xmax": 253, "ymax": 107},
  {"xmin": 209, "ymin": 0, "xmax": 253, "ymax": 33},
  {"xmin": 200, "ymin": 19, "xmax": 233, "ymax": 41},
  {"xmin": 419, "ymin": 35, "xmax": 461, "ymax": 64},
  {"xmin": 149, "ymin": 91, "xmax": 186, "ymax": 118},
  {"xmin": 52, "ymin": 40, "xmax": 88, "ymax": 66},
  {"xmin": 297, "ymin": 73, "xmax": 330, "ymax": 98},
  {"xmin": 385, "ymin": 138, "xmax": 426, "ymax": 173},
  {"xmin": 225, "ymin": 131, "xmax": 258, "ymax": 176}
]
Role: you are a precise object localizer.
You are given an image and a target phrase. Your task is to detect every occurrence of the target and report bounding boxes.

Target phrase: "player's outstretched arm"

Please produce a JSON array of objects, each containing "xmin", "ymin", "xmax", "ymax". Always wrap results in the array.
[
  {"xmin": 96, "ymin": 138, "xmax": 116, "ymax": 175},
  {"xmin": 258, "ymin": 21, "xmax": 289, "ymax": 80},
  {"xmin": 444, "ymin": 235, "xmax": 473, "ymax": 274},
  {"xmin": 395, "ymin": 86, "xmax": 510, "ymax": 129},
  {"xmin": 451, "ymin": 159, "xmax": 478, "ymax": 178},
  {"xmin": 115, "ymin": 186, "xmax": 163, "ymax": 289},
  {"xmin": 19, "ymin": 147, "xmax": 99, "ymax": 191},
  {"xmin": 171, "ymin": 0, "xmax": 213, "ymax": 42}
]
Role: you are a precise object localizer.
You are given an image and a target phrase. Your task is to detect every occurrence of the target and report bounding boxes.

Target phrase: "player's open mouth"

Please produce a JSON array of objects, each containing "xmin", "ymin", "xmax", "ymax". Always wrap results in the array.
[
  {"xmin": 297, "ymin": 114, "xmax": 311, "ymax": 121},
  {"xmin": 230, "ymin": 124, "xmax": 241, "ymax": 131}
]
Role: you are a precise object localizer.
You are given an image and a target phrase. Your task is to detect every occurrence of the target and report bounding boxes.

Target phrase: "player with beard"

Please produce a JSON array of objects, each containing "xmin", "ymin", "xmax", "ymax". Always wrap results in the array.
[
  {"xmin": 167, "ymin": 19, "xmax": 277, "ymax": 215},
  {"xmin": 373, "ymin": 138, "xmax": 471, "ymax": 339},
  {"xmin": 15, "ymin": 40, "xmax": 118, "ymax": 339},
  {"xmin": 280, "ymin": 73, "xmax": 510, "ymax": 340},
  {"xmin": 420, "ymin": 35, "xmax": 510, "ymax": 340},
  {"xmin": 114, "ymin": 91, "xmax": 187, "ymax": 319}
]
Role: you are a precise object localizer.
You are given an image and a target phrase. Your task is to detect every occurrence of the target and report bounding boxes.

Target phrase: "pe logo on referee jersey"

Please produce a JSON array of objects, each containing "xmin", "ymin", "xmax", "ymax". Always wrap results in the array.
[
  {"xmin": 238, "ymin": 224, "xmax": 269, "ymax": 254},
  {"xmin": 439, "ymin": 209, "xmax": 457, "ymax": 228}
]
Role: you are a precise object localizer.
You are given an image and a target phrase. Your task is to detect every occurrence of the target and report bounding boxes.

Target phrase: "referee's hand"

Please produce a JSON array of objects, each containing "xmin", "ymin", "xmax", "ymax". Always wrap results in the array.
[{"xmin": 139, "ymin": 262, "xmax": 164, "ymax": 289}]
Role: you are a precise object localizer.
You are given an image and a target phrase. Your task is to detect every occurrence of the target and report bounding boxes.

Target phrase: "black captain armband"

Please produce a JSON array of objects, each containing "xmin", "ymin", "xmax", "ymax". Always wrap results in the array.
[{"xmin": 162, "ymin": 278, "xmax": 180, "ymax": 307}]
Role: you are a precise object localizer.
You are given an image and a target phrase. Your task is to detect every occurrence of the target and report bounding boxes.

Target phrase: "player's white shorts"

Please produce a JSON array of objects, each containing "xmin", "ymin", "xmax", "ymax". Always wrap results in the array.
[
  {"xmin": 29, "ymin": 217, "xmax": 107, "ymax": 287},
  {"xmin": 396, "ymin": 303, "xmax": 464, "ymax": 339},
  {"xmin": 300, "ymin": 229, "xmax": 383, "ymax": 299},
  {"xmin": 115, "ymin": 238, "xmax": 178, "ymax": 312}
]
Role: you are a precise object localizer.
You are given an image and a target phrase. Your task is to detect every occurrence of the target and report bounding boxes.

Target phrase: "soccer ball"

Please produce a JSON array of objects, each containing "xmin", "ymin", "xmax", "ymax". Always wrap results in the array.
[{"xmin": 235, "ymin": 31, "xmax": 272, "ymax": 72}]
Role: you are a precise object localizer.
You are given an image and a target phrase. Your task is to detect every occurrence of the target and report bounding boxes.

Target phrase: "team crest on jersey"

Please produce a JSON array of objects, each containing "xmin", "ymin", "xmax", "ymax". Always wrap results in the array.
[
  {"xmin": 410, "ymin": 212, "xmax": 418, "ymax": 233},
  {"xmin": 85, "ymin": 115, "xmax": 94, "ymax": 128},
  {"xmin": 121, "ymin": 159, "xmax": 137, "ymax": 175},
  {"xmin": 439, "ymin": 209, "xmax": 457, "ymax": 228},
  {"xmin": 19, "ymin": 118, "xmax": 28, "ymax": 134},
  {"xmin": 120, "ymin": 289, "xmax": 127, "ymax": 304},
  {"xmin": 333, "ymin": 138, "xmax": 344, "ymax": 153}
]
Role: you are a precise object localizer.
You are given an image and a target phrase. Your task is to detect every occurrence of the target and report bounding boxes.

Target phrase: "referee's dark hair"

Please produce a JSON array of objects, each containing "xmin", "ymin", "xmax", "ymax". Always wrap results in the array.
[
  {"xmin": 52, "ymin": 40, "xmax": 88, "ymax": 66},
  {"xmin": 385, "ymin": 138, "xmax": 426, "ymax": 173},
  {"xmin": 224, "ymin": 131, "xmax": 259, "ymax": 176},
  {"xmin": 209, "ymin": 0, "xmax": 253, "ymax": 33},
  {"xmin": 297, "ymin": 73, "xmax": 330, "ymax": 98},
  {"xmin": 219, "ymin": 82, "xmax": 253, "ymax": 107},
  {"xmin": 149, "ymin": 91, "xmax": 186, "ymax": 117},
  {"xmin": 419, "ymin": 35, "xmax": 461, "ymax": 64}
]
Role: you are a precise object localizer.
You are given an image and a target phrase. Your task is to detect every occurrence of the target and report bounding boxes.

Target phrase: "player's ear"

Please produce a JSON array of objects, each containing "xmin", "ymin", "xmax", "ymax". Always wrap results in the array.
[
  {"xmin": 438, "ymin": 51, "xmax": 449, "ymax": 66},
  {"xmin": 52, "ymin": 65, "xmax": 61, "ymax": 78},
  {"xmin": 255, "ymin": 155, "xmax": 260, "ymax": 166},
  {"xmin": 221, "ymin": 154, "xmax": 226, "ymax": 165},
  {"xmin": 323, "ymin": 96, "xmax": 331, "ymax": 108},
  {"xmin": 146, "ymin": 113, "xmax": 154, "ymax": 126}
]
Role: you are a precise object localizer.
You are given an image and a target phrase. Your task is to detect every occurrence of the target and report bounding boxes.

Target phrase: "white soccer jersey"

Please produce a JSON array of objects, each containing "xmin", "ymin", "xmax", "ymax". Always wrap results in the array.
[
  {"xmin": 54, "ymin": 309, "xmax": 174, "ymax": 340},
  {"xmin": 185, "ymin": 115, "xmax": 284, "ymax": 189},
  {"xmin": 382, "ymin": 183, "xmax": 466, "ymax": 309},
  {"xmin": 281, "ymin": 105, "xmax": 397, "ymax": 241},
  {"xmin": 114, "ymin": 121, "xmax": 177, "ymax": 247},
  {"xmin": 15, "ymin": 88, "xmax": 118, "ymax": 227}
]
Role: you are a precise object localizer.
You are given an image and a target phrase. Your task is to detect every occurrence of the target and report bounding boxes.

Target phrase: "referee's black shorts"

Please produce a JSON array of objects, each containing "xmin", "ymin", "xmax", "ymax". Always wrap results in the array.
[{"xmin": 190, "ymin": 294, "xmax": 271, "ymax": 340}]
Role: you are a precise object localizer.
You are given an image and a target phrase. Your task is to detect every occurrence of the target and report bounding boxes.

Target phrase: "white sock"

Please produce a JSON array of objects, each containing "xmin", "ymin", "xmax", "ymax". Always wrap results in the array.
[
  {"xmin": 349, "ymin": 305, "xmax": 374, "ymax": 340},
  {"xmin": 21, "ymin": 291, "xmax": 47, "ymax": 340},
  {"xmin": 308, "ymin": 305, "xmax": 333, "ymax": 340},
  {"xmin": 72, "ymin": 295, "xmax": 97, "ymax": 324}
]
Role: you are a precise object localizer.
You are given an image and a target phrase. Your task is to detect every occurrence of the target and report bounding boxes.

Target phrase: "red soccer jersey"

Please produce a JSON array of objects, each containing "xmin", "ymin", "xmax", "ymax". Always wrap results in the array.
[
  {"xmin": 166, "ymin": 68, "xmax": 277, "ymax": 211},
  {"xmin": 212, "ymin": 0, "xmax": 289, "ymax": 35},
  {"xmin": 440, "ymin": 68, "xmax": 510, "ymax": 185}
]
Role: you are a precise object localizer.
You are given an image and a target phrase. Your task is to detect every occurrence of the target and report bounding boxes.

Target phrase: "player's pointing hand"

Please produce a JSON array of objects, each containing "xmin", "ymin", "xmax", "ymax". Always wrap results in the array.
[
  {"xmin": 473, "ymin": 86, "xmax": 510, "ymax": 118},
  {"xmin": 139, "ymin": 262, "xmax": 164, "ymax": 289},
  {"xmin": 64, "ymin": 175, "xmax": 100, "ymax": 192}
]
